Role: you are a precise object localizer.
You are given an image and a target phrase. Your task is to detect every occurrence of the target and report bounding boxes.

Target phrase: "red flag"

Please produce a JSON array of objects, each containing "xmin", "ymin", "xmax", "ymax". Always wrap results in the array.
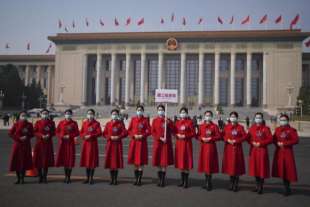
[
  {"xmin": 45, "ymin": 43, "xmax": 52, "ymax": 53},
  {"xmin": 290, "ymin": 14, "xmax": 300, "ymax": 30},
  {"xmin": 198, "ymin": 17, "xmax": 203, "ymax": 24},
  {"xmin": 305, "ymin": 39, "xmax": 310, "ymax": 47},
  {"xmin": 217, "ymin": 16, "xmax": 223, "ymax": 24},
  {"xmin": 137, "ymin": 18, "xmax": 144, "ymax": 26},
  {"xmin": 160, "ymin": 18, "xmax": 164, "ymax": 24},
  {"xmin": 229, "ymin": 16, "xmax": 234, "ymax": 24},
  {"xmin": 275, "ymin": 15, "xmax": 282, "ymax": 24},
  {"xmin": 259, "ymin": 14, "xmax": 267, "ymax": 24},
  {"xmin": 64, "ymin": 27, "xmax": 69, "ymax": 32},
  {"xmin": 5, "ymin": 43, "xmax": 10, "ymax": 49},
  {"xmin": 85, "ymin": 18, "xmax": 89, "ymax": 27},
  {"xmin": 182, "ymin": 17, "xmax": 186, "ymax": 26},
  {"xmin": 126, "ymin": 17, "xmax": 131, "ymax": 26},
  {"xmin": 72, "ymin": 20, "xmax": 75, "ymax": 28},
  {"xmin": 171, "ymin": 13, "xmax": 175, "ymax": 22},
  {"xmin": 27, "ymin": 42, "xmax": 30, "ymax": 51},
  {"xmin": 114, "ymin": 17, "xmax": 119, "ymax": 26},
  {"xmin": 241, "ymin": 15, "xmax": 250, "ymax": 24},
  {"xmin": 58, "ymin": 19, "xmax": 62, "ymax": 29},
  {"xmin": 100, "ymin": 19, "xmax": 104, "ymax": 26}
]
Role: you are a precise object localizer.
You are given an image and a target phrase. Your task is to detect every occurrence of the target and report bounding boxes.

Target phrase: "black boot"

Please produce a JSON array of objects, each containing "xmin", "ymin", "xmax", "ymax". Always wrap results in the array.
[
  {"xmin": 253, "ymin": 177, "xmax": 260, "ymax": 192},
  {"xmin": 258, "ymin": 178, "xmax": 264, "ymax": 194},
  {"xmin": 43, "ymin": 168, "xmax": 48, "ymax": 183},
  {"xmin": 183, "ymin": 173, "xmax": 189, "ymax": 188},
  {"xmin": 20, "ymin": 170, "xmax": 25, "ymax": 184},
  {"xmin": 38, "ymin": 168, "xmax": 43, "ymax": 183},
  {"xmin": 15, "ymin": 172, "xmax": 21, "ymax": 184},
  {"xmin": 110, "ymin": 170, "xmax": 115, "ymax": 185},
  {"xmin": 283, "ymin": 180, "xmax": 291, "ymax": 196},
  {"xmin": 207, "ymin": 174, "xmax": 213, "ymax": 191},
  {"xmin": 89, "ymin": 169, "xmax": 95, "ymax": 184},
  {"xmin": 178, "ymin": 172, "xmax": 185, "ymax": 187},
  {"xmin": 157, "ymin": 171, "xmax": 162, "ymax": 186},
  {"xmin": 84, "ymin": 168, "xmax": 90, "ymax": 184},
  {"xmin": 133, "ymin": 170, "xmax": 139, "ymax": 185},
  {"xmin": 64, "ymin": 168, "xmax": 67, "ymax": 183},
  {"xmin": 228, "ymin": 176, "xmax": 234, "ymax": 191},
  {"xmin": 233, "ymin": 176, "xmax": 239, "ymax": 192},
  {"xmin": 66, "ymin": 168, "xmax": 72, "ymax": 184},
  {"xmin": 113, "ymin": 170, "xmax": 118, "ymax": 185},
  {"xmin": 160, "ymin": 171, "xmax": 166, "ymax": 187},
  {"xmin": 137, "ymin": 170, "xmax": 143, "ymax": 186}
]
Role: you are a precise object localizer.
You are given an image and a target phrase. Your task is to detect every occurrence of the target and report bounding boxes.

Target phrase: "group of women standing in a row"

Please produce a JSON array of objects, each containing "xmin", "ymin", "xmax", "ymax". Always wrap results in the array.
[{"xmin": 8, "ymin": 105, "xmax": 298, "ymax": 196}]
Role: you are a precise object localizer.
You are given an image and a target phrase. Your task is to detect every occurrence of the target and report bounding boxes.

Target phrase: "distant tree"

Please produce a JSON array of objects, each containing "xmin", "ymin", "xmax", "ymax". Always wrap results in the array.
[{"xmin": 297, "ymin": 86, "xmax": 310, "ymax": 115}]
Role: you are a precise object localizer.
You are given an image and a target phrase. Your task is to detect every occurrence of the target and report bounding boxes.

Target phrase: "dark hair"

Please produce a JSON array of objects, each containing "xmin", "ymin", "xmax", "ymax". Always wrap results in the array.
[
  {"xmin": 40, "ymin": 108, "xmax": 49, "ymax": 113},
  {"xmin": 87, "ymin": 108, "xmax": 95, "ymax": 114},
  {"xmin": 279, "ymin": 113, "xmax": 289, "ymax": 121},
  {"xmin": 111, "ymin": 108, "xmax": 120, "ymax": 114},
  {"xmin": 204, "ymin": 110, "xmax": 213, "ymax": 116},
  {"xmin": 19, "ymin": 110, "xmax": 28, "ymax": 116},
  {"xmin": 64, "ymin": 109, "xmax": 73, "ymax": 114},
  {"xmin": 179, "ymin": 107, "xmax": 188, "ymax": 114},
  {"xmin": 254, "ymin": 112, "xmax": 264, "ymax": 118},
  {"xmin": 229, "ymin": 111, "xmax": 239, "ymax": 118},
  {"xmin": 136, "ymin": 105, "xmax": 144, "ymax": 111},
  {"xmin": 157, "ymin": 104, "xmax": 165, "ymax": 111}
]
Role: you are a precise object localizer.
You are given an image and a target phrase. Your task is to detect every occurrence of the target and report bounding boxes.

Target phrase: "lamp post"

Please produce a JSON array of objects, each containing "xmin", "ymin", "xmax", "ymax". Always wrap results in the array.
[{"xmin": 0, "ymin": 90, "xmax": 5, "ymax": 110}]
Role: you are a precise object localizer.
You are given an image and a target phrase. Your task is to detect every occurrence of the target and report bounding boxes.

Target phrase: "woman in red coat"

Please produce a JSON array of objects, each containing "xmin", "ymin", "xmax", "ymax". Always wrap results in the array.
[
  {"xmin": 222, "ymin": 111, "xmax": 247, "ymax": 192},
  {"xmin": 127, "ymin": 105, "xmax": 151, "ymax": 186},
  {"xmin": 103, "ymin": 109, "xmax": 128, "ymax": 185},
  {"xmin": 247, "ymin": 112, "xmax": 273, "ymax": 194},
  {"xmin": 272, "ymin": 114, "xmax": 299, "ymax": 196},
  {"xmin": 8, "ymin": 111, "xmax": 34, "ymax": 184},
  {"xmin": 175, "ymin": 107, "xmax": 196, "ymax": 188},
  {"xmin": 55, "ymin": 109, "xmax": 79, "ymax": 184},
  {"xmin": 151, "ymin": 104, "xmax": 174, "ymax": 187},
  {"xmin": 197, "ymin": 110, "xmax": 221, "ymax": 191},
  {"xmin": 33, "ymin": 109, "xmax": 56, "ymax": 183},
  {"xmin": 80, "ymin": 109, "xmax": 102, "ymax": 185}
]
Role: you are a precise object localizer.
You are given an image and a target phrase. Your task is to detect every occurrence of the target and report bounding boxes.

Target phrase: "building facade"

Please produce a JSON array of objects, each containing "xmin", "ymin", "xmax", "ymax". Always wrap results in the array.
[{"xmin": 1, "ymin": 30, "xmax": 310, "ymax": 113}]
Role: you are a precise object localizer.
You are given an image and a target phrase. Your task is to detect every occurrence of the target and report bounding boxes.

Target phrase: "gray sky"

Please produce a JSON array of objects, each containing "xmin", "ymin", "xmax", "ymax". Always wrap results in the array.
[{"xmin": 0, "ymin": 0, "xmax": 309, "ymax": 54}]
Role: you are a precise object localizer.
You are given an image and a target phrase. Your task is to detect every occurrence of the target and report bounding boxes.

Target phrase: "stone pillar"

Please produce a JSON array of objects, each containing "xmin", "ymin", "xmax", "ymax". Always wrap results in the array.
[
  {"xmin": 157, "ymin": 52, "xmax": 164, "ymax": 89},
  {"xmin": 180, "ymin": 52, "xmax": 186, "ymax": 105},
  {"xmin": 25, "ymin": 65, "xmax": 30, "ymax": 86},
  {"xmin": 246, "ymin": 52, "xmax": 252, "ymax": 106},
  {"xmin": 140, "ymin": 52, "xmax": 146, "ymax": 104},
  {"xmin": 47, "ymin": 65, "xmax": 53, "ymax": 105},
  {"xmin": 36, "ymin": 65, "xmax": 41, "ymax": 85},
  {"xmin": 262, "ymin": 52, "xmax": 267, "ymax": 107},
  {"xmin": 198, "ymin": 52, "xmax": 204, "ymax": 106},
  {"xmin": 214, "ymin": 52, "xmax": 220, "ymax": 106},
  {"xmin": 125, "ymin": 52, "xmax": 131, "ymax": 105},
  {"xmin": 230, "ymin": 52, "xmax": 236, "ymax": 106},
  {"xmin": 82, "ymin": 54, "xmax": 88, "ymax": 105},
  {"xmin": 110, "ymin": 53, "xmax": 116, "ymax": 105},
  {"xmin": 95, "ymin": 53, "xmax": 102, "ymax": 105}
]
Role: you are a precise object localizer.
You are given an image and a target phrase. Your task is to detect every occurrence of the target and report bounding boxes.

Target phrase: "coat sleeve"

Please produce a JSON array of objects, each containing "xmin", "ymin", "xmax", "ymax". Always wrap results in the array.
[
  {"xmin": 144, "ymin": 119, "xmax": 151, "ymax": 138},
  {"xmin": 119, "ymin": 122, "xmax": 128, "ymax": 139},
  {"xmin": 8, "ymin": 123, "xmax": 19, "ymax": 142},
  {"xmin": 27, "ymin": 123, "xmax": 34, "ymax": 140},
  {"xmin": 258, "ymin": 127, "xmax": 273, "ymax": 147},
  {"xmin": 56, "ymin": 121, "xmax": 63, "ymax": 138},
  {"xmin": 79, "ymin": 122, "xmax": 86, "ymax": 139},
  {"xmin": 197, "ymin": 125, "xmax": 202, "ymax": 141},
  {"xmin": 283, "ymin": 128, "xmax": 299, "ymax": 147},
  {"xmin": 34, "ymin": 121, "xmax": 42, "ymax": 138},
  {"xmin": 151, "ymin": 118, "xmax": 157, "ymax": 139},
  {"xmin": 222, "ymin": 126, "xmax": 229, "ymax": 142},
  {"xmin": 186, "ymin": 120, "xmax": 196, "ymax": 139},
  {"xmin": 234, "ymin": 125, "xmax": 247, "ymax": 144},
  {"xmin": 211, "ymin": 125, "xmax": 222, "ymax": 142},
  {"xmin": 93, "ymin": 122, "xmax": 102, "ymax": 138},
  {"xmin": 72, "ymin": 122, "xmax": 80, "ymax": 138},
  {"xmin": 127, "ymin": 119, "xmax": 134, "ymax": 138},
  {"xmin": 102, "ymin": 122, "xmax": 109, "ymax": 139}
]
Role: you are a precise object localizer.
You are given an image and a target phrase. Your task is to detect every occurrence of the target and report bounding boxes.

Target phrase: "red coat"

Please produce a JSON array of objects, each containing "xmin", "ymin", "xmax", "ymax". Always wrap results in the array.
[
  {"xmin": 272, "ymin": 125, "xmax": 298, "ymax": 182},
  {"xmin": 151, "ymin": 116, "xmax": 174, "ymax": 167},
  {"xmin": 103, "ymin": 120, "xmax": 128, "ymax": 169},
  {"xmin": 79, "ymin": 119, "xmax": 102, "ymax": 168},
  {"xmin": 127, "ymin": 116, "xmax": 151, "ymax": 166},
  {"xmin": 222, "ymin": 123, "xmax": 247, "ymax": 176},
  {"xmin": 33, "ymin": 119, "xmax": 56, "ymax": 168},
  {"xmin": 197, "ymin": 121, "xmax": 221, "ymax": 174},
  {"xmin": 55, "ymin": 119, "xmax": 79, "ymax": 168},
  {"xmin": 8, "ymin": 121, "xmax": 34, "ymax": 171},
  {"xmin": 174, "ymin": 118, "xmax": 196, "ymax": 170},
  {"xmin": 247, "ymin": 124, "xmax": 273, "ymax": 178}
]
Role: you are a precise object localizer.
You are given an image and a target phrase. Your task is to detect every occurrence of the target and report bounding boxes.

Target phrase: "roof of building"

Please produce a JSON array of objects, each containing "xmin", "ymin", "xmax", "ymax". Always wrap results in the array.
[
  {"xmin": 48, "ymin": 29, "xmax": 310, "ymax": 44},
  {"xmin": 0, "ymin": 55, "xmax": 55, "ymax": 63}
]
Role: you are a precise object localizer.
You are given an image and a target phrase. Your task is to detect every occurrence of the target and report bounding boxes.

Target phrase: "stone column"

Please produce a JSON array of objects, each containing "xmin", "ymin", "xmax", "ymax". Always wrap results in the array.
[
  {"xmin": 214, "ymin": 52, "xmax": 220, "ymax": 106},
  {"xmin": 246, "ymin": 52, "xmax": 252, "ymax": 106},
  {"xmin": 25, "ymin": 65, "xmax": 30, "ymax": 86},
  {"xmin": 262, "ymin": 52, "xmax": 267, "ymax": 107},
  {"xmin": 198, "ymin": 51, "xmax": 204, "ymax": 106},
  {"xmin": 95, "ymin": 53, "xmax": 102, "ymax": 105},
  {"xmin": 47, "ymin": 65, "xmax": 53, "ymax": 105},
  {"xmin": 82, "ymin": 54, "xmax": 88, "ymax": 105},
  {"xmin": 230, "ymin": 52, "xmax": 236, "ymax": 106},
  {"xmin": 125, "ymin": 52, "xmax": 131, "ymax": 105},
  {"xmin": 140, "ymin": 52, "xmax": 146, "ymax": 104},
  {"xmin": 110, "ymin": 53, "xmax": 116, "ymax": 105},
  {"xmin": 180, "ymin": 52, "xmax": 186, "ymax": 105},
  {"xmin": 157, "ymin": 52, "xmax": 164, "ymax": 89}
]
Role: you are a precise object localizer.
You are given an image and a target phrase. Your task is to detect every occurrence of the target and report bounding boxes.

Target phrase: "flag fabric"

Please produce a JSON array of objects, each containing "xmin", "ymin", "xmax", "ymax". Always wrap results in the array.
[
  {"xmin": 290, "ymin": 14, "xmax": 300, "ymax": 30},
  {"xmin": 100, "ymin": 19, "xmax": 104, "ymax": 26},
  {"xmin": 198, "ymin": 17, "xmax": 203, "ymax": 24},
  {"xmin": 182, "ymin": 17, "xmax": 186, "ymax": 26},
  {"xmin": 126, "ymin": 17, "xmax": 131, "ymax": 26},
  {"xmin": 72, "ymin": 20, "xmax": 75, "ymax": 28},
  {"xmin": 45, "ymin": 43, "xmax": 52, "ymax": 53},
  {"xmin": 259, "ymin": 14, "xmax": 267, "ymax": 24},
  {"xmin": 27, "ymin": 42, "xmax": 30, "ymax": 51},
  {"xmin": 229, "ymin": 16, "xmax": 234, "ymax": 24},
  {"xmin": 85, "ymin": 18, "xmax": 89, "ymax": 27},
  {"xmin": 217, "ymin": 16, "xmax": 223, "ymax": 24},
  {"xmin": 275, "ymin": 15, "xmax": 282, "ymax": 24},
  {"xmin": 305, "ymin": 39, "xmax": 310, "ymax": 47},
  {"xmin": 160, "ymin": 18, "xmax": 164, "ymax": 24},
  {"xmin": 241, "ymin": 15, "xmax": 250, "ymax": 24},
  {"xmin": 137, "ymin": 17, "xmax": 144, "ymax": 26},
  {"xmin": 5, "ymin": 43, "xmax": 9, "ymax": 49},
  {"xmin": 114, "ymin": 18, "xmax": 119, "ymax": 26},
  {"xmin": 171, "ymin": 13, "xmax": 175, "ymax": 22},
  {"xmin": 58, "ymin": 19, "xmax": 62, "ymax": 29}
]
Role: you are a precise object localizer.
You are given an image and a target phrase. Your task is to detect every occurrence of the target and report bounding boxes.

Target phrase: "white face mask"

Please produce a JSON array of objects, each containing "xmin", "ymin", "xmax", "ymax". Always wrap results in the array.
[
  {"xmin": 205, "ymin": 116, "xmax": 212, "ymax": 122},
  {"xmin": 41, "ymin": 114, "xmax": 49, "ymax": 119},
  {"xmin": 65, "ymin": 114, "xmax": 72, "ymax": 120},
  {"xmin": 279, "ymin": 119, "xmax": 288, "ymax": 126},
  {"xmin": 230, "ymin": 117, "xmax": 237, "ymax": 123},
  {"xmin": 158, "ymin": 110, "xmax": 165, "ymax": 116},
  {"xmin": 87, "ymin": 114, "xmax": 94, "ymax": 120},
  {"xmin": 255, "ymin": 117, "xmax": 263, "ymax": 124},
  {"xmin": 137, "ymin": 110, "xmax": 143, "ymax": 116},
  {"xmin": 20, "ymin": 115, "xmax": 27, "ymax": 121},
  {"xmin": 180, "ymin": 112, "xmax": 187, "ymax": 119},
  {"xmin": 111, "ymin": 114, "xmax": 118, "ymax": 120}
]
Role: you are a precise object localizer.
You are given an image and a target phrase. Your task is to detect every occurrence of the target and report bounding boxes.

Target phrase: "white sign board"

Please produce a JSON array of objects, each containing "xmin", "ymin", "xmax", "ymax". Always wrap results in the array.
[{"xmin": 155, "ymin": 89, "xmax": 178, "ymax": 103}]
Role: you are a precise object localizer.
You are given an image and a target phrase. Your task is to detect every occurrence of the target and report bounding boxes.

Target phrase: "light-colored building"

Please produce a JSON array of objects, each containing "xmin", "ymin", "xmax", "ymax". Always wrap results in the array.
[{"xmin": 1, "ymin": 29, "xmax": 310, "ymax": 114}]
